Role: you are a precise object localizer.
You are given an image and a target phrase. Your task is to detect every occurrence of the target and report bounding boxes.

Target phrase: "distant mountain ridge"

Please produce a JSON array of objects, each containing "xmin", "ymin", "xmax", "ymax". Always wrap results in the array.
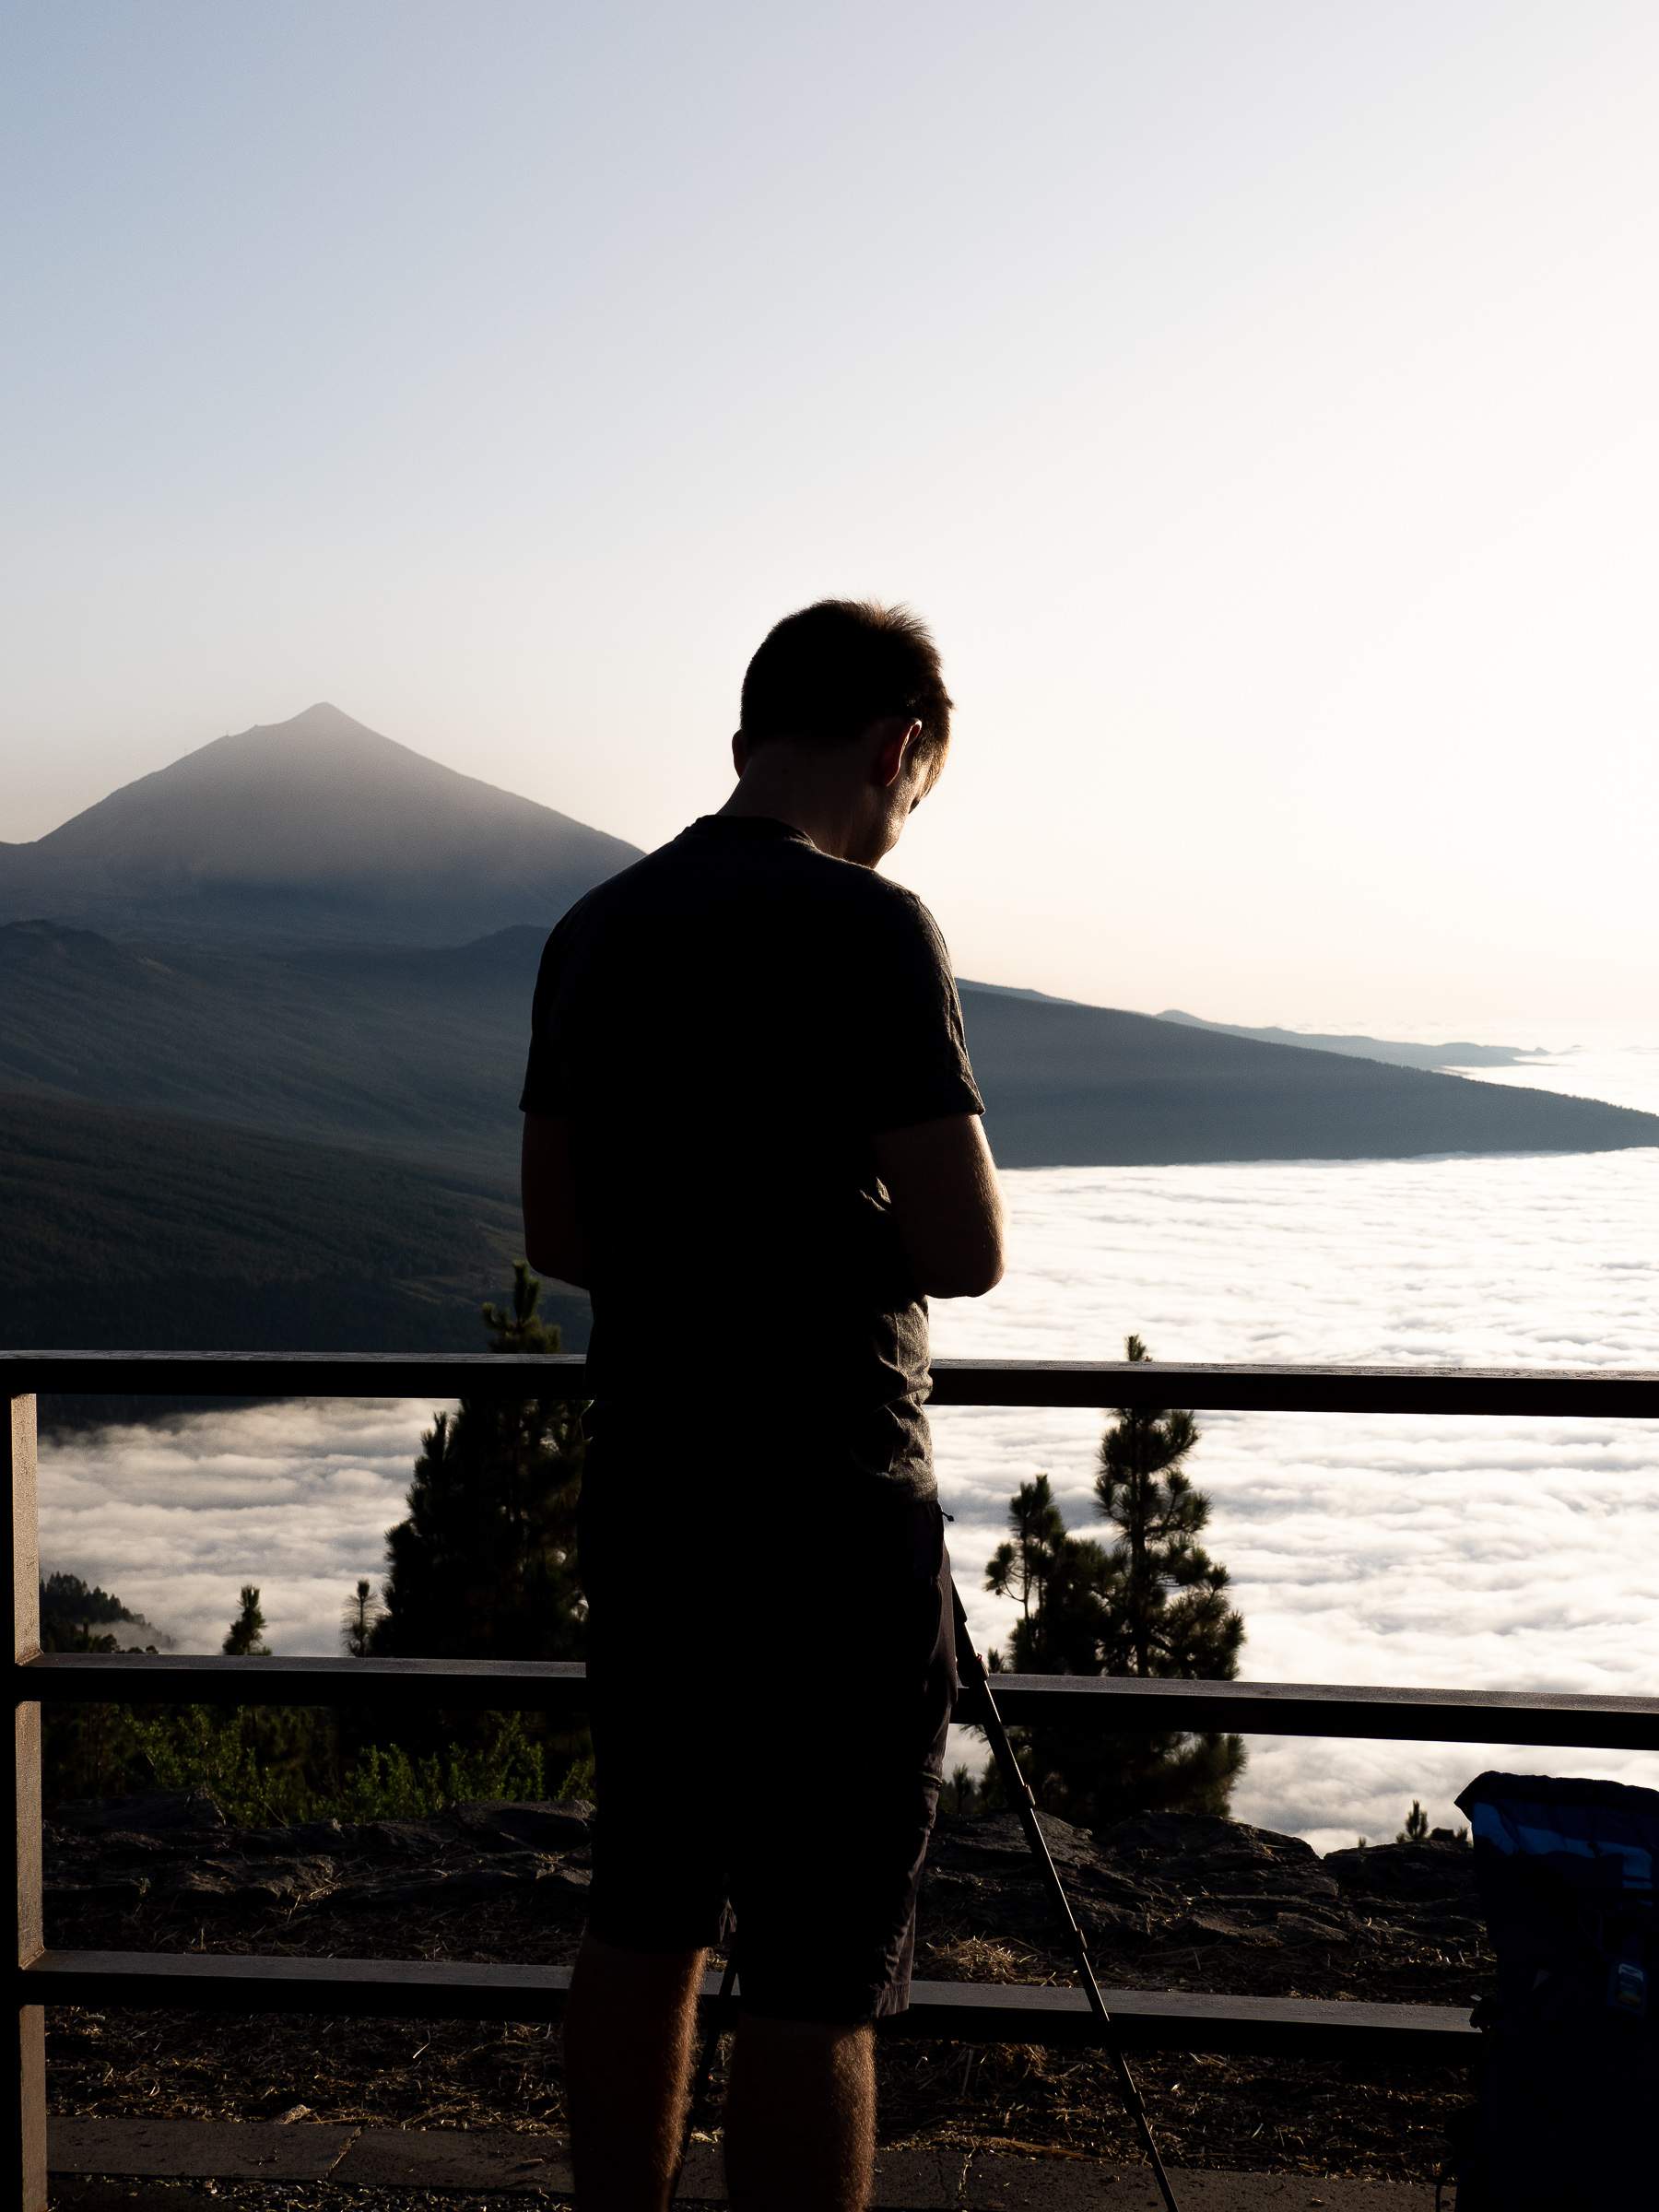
[
  {"xmin": 0, "ymin": 703, "xmax": 642, "ymax": 945},
  {"xmin": 10, "ymin": 719, "xmax": 1650, "ymax": 1358},
  {"xmin": 1155, "ymin": 1007, "xmax": 1548, "ymax": 1072},
  {"xmin": 6, "ymin": 919, "xmax": 1656, "ymax": 1175},
  {"xmin": 952, "ymin": 982, "xmax": 1658, "ymax": 1165},
  {"xmin": 5, "ymin": 714, "xmax": 1654, "ymax": 1174}
]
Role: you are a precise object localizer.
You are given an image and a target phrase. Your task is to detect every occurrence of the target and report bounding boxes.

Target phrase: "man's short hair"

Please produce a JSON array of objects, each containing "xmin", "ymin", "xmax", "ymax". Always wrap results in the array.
[{"xmin": 740, "ymin": 600, "xmax": 953, "ymax": 769}]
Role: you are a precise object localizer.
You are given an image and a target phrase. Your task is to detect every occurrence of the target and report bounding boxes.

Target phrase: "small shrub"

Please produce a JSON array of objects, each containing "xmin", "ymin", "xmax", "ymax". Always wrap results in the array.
[{"xmin": 124, "ymin": 1705, "xmax": 577, "ymax": 1825}]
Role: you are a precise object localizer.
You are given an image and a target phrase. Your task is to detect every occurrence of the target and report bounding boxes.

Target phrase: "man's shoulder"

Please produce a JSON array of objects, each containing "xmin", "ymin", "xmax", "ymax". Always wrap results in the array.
[
  {"xmin": 733, "ymin": 829, "xmax": 938, "ymax": 936},
  {"xmin": 786, "ymin": 848, "xmax": 948, "ymax": 970},
  {"xmin": 562, "ymin": 820, "xmax": 935, "ymax": 935},
  {"xmin": 830, "ymin": 860, "xmax": 946, "ymax": 950},
  {"xmin": 541, "ymin": 830, "xmax": 703, "ymax": 936}
]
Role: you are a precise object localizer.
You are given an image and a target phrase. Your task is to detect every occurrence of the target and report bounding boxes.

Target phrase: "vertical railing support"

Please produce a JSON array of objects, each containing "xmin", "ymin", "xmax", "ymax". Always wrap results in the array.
[{"xmin": 8, "ymin": 1393, "xmax": 44, "ymax": 2212}]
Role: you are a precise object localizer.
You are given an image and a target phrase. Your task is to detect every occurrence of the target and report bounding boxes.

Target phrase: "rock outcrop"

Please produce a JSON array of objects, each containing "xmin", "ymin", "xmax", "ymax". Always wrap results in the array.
[
  {"xmin": 924, "ymin": 1807, "xmax": 1480, "ymax": 1968},
  {"xmin": 44, "ymin": 1789, "xmax": 594, "ymax": 1919},
  {"xmin": 44, "ymin": 1790, "xmax": 1482, "ymax": 1976}
]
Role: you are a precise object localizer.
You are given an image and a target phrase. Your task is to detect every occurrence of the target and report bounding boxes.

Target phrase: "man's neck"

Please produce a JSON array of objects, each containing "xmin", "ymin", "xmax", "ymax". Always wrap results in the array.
[{"xmin": 718, "ymin": 745, "xmax": 877, "ymax": 864}]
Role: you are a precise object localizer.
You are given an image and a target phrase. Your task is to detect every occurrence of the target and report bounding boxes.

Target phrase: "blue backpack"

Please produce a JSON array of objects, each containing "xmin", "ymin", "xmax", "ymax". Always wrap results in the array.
[{"xmin": 1450, "ymin": 1771, "xmax": 1658, "ymax": 2208}]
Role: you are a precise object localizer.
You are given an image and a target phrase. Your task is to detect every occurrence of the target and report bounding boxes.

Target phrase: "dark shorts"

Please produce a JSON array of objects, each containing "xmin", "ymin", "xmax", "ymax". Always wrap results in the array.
[{"xmin": 578, "ymin": 1428, "xmax": 957, "ymax": 2025}]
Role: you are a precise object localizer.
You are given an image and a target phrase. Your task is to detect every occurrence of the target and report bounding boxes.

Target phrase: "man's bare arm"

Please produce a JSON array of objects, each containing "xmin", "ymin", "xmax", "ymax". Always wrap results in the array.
[
  {"xmin": 873, "ymin": 1113, "xmax": 1006, "ymax": 1300},
  {"xmin": 521, "ymin": 1113, "xmax": 592, "ymax": 1289},
  {"xmin": 526, "ymin": 1109, "xmax": 1001, "ymax": 1300}
]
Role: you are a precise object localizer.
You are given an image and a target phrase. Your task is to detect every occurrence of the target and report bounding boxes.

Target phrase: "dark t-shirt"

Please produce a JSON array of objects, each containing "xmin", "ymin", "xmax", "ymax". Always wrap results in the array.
[{"xmin": 519, "ymin": 814, "xmax": 984, "ymax": 1500}]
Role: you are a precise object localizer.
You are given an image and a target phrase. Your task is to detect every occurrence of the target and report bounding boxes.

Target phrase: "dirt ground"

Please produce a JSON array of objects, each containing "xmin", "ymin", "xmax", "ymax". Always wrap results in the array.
[{"xmin": 44, "ymin": 1872, "xmax": 1482, "ymax": 2186}]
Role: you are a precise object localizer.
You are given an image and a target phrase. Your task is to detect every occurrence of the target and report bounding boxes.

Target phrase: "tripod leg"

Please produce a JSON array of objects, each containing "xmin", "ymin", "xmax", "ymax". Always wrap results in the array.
[{"xmin": 951, "ymin": 1583, "xmax": 1182, "ymax": 2212}]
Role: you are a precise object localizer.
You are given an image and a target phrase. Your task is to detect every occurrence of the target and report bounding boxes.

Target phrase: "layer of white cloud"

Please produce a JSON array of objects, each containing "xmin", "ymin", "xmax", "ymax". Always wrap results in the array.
[
  {"xmin": 933, "ymin": 1147, "xmax": 1659, "ymax": 1846},
  {"xmin": 39, "ymin": 1145, "xmax": 1658, "ymax": 1850},
  {"xmin": 40, "ymin": 1398, "xmax": 444, "ymax": 1662}
]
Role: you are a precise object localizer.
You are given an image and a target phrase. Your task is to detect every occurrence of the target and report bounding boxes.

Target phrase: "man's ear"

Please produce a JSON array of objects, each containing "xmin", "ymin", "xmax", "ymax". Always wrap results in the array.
[
  {"xmin": 873, "ymin": 719, "xmax": 924, "ymax": 790},
  {"xmin": 731, "ymin": 730, "xmax": 748, "ymax": 778}
]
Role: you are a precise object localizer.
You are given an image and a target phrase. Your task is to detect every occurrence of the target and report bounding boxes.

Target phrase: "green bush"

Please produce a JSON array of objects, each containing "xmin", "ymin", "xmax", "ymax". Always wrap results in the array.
[
  {"xmin": 128, "ymin": 1706, "xmax": 290, "ymax": 1825},
  {"xmin": 328, "ymin": 1713, "xmax": 584, "ymax": 1819},
  {"xmin": 121, "ymin": 1705, "xmax": 592, "ymax": 1825}
]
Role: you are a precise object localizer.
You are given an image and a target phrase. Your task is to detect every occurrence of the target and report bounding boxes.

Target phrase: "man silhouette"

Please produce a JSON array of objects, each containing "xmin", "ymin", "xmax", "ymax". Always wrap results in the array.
[{"xmin": 521, "ymin": 600, "xmax": 1005, "ymax": 2211}]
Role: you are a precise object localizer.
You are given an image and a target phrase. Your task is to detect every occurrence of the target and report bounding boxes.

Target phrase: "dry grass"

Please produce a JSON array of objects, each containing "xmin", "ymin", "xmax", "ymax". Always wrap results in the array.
[{"xmin": 45, "ymin": 1881, "xmax": 1479, "ymax": 2183}]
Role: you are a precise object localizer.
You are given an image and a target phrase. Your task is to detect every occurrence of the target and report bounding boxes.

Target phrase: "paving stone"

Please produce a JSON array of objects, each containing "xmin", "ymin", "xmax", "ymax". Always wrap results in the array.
[
  {"xmin": 331, "ymin": 2126, "xmax": 574, "ymax": 2191},
  {"xmin": 960, "ymin": 2157, "xmax": 1435, "ymax": 2209},
  {"xmin": 675, "ymin": 2141, "xmax": 726, "ymax": 2200},
  {"xmin": 47, "ymin": 2118, "xmax": 1439, "ymax": 2207},
  {"xmin": 47, "ymin": 2116, "xmax": 358, "ymax": 2180},
  {"xmin": 961, "ymin": 2160, "xmax": 1163, "ymax": 2209},
  {"xmin": 870, "ymin": 2147, "xmax": 974, "ymax": 2206},
  {"xmin": 666, "ymin": 2142, "xmax": 972, "ymax": 2206}
]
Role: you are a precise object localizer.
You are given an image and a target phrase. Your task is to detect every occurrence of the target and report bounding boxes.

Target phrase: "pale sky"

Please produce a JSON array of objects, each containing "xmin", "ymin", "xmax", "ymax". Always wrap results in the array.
[{"xmin": 4, "ymin": 3, "xmax": 1655, "ymax": 1030}]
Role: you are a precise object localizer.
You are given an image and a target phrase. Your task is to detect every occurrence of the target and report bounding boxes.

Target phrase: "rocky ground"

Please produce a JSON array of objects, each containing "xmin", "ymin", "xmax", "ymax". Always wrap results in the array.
[{"xmin": 42, "ymin": 1788, "xmax": 1489, "ymax": 2184}]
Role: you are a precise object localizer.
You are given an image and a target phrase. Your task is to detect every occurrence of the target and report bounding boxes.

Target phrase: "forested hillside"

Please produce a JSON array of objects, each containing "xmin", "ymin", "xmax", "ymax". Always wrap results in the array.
[
  {"xmin": 0, "ymin": 918, "xmax": 539, "ymax": 1172},
  {"xmin": 954, "ymin": 985, "xmax": 1659, "ymax": 1165},
  {"xmin": 0, "ymin": 1090, "xmax": 589, "ymax": 1351},
  {"xmin": 7, "ymin": 918, "xmax": 1657, "ymax": 1178}
]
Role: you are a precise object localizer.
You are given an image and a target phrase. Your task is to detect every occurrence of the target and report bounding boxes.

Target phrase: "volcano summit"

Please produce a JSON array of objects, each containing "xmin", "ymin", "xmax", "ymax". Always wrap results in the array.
[{"xmin": 0, "ymin": 703, "xmax": 642, "ymax": 946}]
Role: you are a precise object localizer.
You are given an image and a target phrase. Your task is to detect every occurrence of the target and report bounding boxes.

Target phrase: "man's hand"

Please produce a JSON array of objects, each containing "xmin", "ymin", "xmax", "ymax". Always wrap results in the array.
[
  {"xmin": 873, "ymin": 1113, "xmax": 1006, "ymax": 1299},
  {"xmin": 521, "ymin": 1113, "xmax": 592, "ymax": 1288}
]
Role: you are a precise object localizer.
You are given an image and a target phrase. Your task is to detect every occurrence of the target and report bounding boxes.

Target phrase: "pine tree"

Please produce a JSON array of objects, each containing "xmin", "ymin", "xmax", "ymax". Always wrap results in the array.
[
  {"xmin": 1397, "ymin": 1799, "xmax": 1430, "ymax": 1843},
  {"xmin": 369, "ymin": 1265, "xmax": 587, "ymax": 1662},
  {"xmin": 986, "ymin": 1476, "xmax": 1068, "ymax": 1629},
  {"xmin": 340, "ymin": 1578, "xmax": 384, "ymax": 1657},
  {"xmin": 982, "ymin": 1335, "xmax": 1246, "ymax": 1829},
  {"xmin": 1094, "ymin": 1335, "xmax": 1243, "ymax": 1683},
  {"xmin": 222, "ymin": 1585, "xmax": 271, "ymax": 1656},
  {"xmin": 483, "ymin": 1260, "xmax": 566, "ymax": 1356},
  {"xmin": 987, "ymin": 1476, "xmax": 1119, "ymax": 1677}
]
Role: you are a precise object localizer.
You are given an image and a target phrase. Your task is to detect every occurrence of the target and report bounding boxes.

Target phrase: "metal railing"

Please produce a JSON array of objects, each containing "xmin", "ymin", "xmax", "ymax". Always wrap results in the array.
[{"xmin": 9, "ymin": 1351, "xmax": 1659, "ymax": 2209}]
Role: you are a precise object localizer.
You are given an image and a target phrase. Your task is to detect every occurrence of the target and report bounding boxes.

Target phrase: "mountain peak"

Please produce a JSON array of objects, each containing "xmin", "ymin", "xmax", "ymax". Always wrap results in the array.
[
  {"xmin": 239, "ymin": 700, "xmax": 389, "ymax": 744},
  {"xmin": 0, "ymin": 709, "xmax": 643, "ymax": 947},
  {"xmin": 160, "ymin": 702, "xmax": 459, "ymax": 782}
]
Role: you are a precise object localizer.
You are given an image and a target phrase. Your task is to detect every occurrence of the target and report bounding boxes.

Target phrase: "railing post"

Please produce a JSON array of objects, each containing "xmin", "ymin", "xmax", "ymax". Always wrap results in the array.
[{"xmin": 8, "ymin": 1393, "xmax": 44, "ymax": 2212}]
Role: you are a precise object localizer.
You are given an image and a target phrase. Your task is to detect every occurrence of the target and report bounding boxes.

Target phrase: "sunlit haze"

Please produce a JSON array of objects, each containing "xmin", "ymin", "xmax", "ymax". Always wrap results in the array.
[{"xmin": 5, "ymin": 4, "xmax": 1656, "ymax": 1027}]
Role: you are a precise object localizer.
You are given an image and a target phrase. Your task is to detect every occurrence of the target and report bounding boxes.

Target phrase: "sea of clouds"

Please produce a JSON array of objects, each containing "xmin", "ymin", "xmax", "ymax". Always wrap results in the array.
[
  {"xmin": 38, "ymin": 1040, "xmax": 1659, "ymax": 1854},
  {"xmin": 929, "ymin": 1137, "xmax": 1659, "ymax": 1850}
]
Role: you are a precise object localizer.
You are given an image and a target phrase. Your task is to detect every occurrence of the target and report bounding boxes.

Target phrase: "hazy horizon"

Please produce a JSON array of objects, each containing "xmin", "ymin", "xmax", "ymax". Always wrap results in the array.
[
  {"xmin": 6, "ymin": 5, "xmax": 1658, "ymax": 1028},
  {"xmin": 8, "ymin": 702, "xmax": 1659, "ymax": 1063}
]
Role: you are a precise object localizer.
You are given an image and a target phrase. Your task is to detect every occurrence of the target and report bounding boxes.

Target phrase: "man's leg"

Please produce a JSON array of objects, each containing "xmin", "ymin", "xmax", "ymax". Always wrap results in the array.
[
  {"xmin": 563, "ymin": 1934, "xmax": 706, "ymax": 2212},
  {"xmin": 722, "ymin": 2012, "xmax": 876, "ymax": 2212}
]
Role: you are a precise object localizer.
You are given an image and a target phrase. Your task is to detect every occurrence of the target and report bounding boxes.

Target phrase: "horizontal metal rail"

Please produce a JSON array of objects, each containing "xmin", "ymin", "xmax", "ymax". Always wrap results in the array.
[
  {"xmin": 961, "ymin": 1675, "xmax": 1659, "ymax": 1750},
  {"xmin": 10, "ymin": 1353, "xmax": 1656, "ymax": 2206},
  {"xmin": 7, "ymin": 1349, "xmax": 1659, "ymax": 1416},
  {"xmin": 18, "ymin": 1651, "xmax": 1659, "ymax": 1752},
  {"xmin": 21, "ymin": 1953, "xmax": 1477, "ymax": 2065}
]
